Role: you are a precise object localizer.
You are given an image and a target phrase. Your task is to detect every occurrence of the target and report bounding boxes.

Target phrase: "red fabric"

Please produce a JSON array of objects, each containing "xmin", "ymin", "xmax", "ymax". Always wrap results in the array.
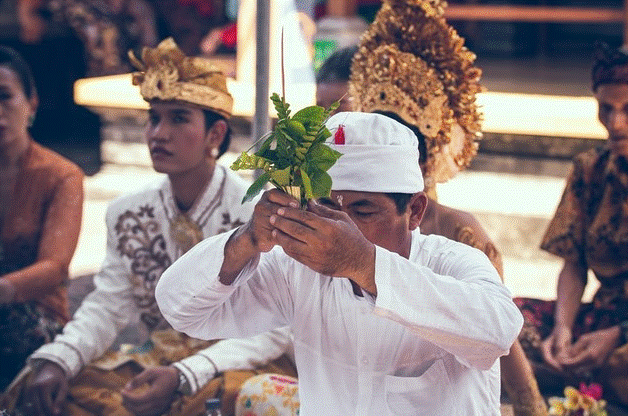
[
  {"xmin": 220, "ymin": 22, "xmax": 237, "ymax": 48},
  {"xmin": 334, "ymin": 125, "xmax": 345, "ymax": 144}
]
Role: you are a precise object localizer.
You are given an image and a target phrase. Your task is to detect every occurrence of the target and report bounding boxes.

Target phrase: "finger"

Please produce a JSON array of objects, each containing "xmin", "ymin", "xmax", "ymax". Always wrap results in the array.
[
  {"xmin": 123, "ymin": 371, "xmax": 154, "ymax": 396},
  {"xmin": 265, "ymin": 189, "xmax": 300, "ymax": 207},
  {"xmin": 308, "ymin": 199, "xmax": 346, "ymax": 220},
  {"xmin": 560, "ymin": 350, "xmax": 593, "ymax": 369},
  {"xmin": 271, "ymin": 227, "xmax": 308, "ymax": 258},
  {"xmin": 52, "ymin": 379, "xmax": 68, "ymax": 415},
  {"xmin": 541, "ymin": 341, "xmax": 563, "ymax": 371},
  {"xmin": 275, "ymin": 205, "xmax": 329, "ymax": 232},
  {"xmin": 270, "ymin": 211, "xmax": 314, "ymax": 244}
]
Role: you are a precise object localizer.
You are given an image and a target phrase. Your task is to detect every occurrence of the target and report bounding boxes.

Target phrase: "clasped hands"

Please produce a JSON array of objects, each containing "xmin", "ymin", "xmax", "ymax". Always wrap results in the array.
[
  {"xmin": 244, "ymin": 189, "xmax": 376, "ymax": 294},
  {"xmin": 23, "ymin": 362, "xmax": 180, "ymax": 416},
  {"xmin": 542, "ymin": 324, "xmax": 621, "ymax": 375}
]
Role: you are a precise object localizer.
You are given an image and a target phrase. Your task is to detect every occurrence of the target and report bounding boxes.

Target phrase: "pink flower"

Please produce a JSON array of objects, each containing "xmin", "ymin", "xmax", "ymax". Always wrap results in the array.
[{"xmin": 579, "ymin": 382, "xmax": 603, "ymax": 401}]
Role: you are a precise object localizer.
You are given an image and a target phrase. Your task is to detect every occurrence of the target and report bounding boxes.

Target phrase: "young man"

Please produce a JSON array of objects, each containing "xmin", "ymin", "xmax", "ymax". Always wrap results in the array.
[
  {"xmin": 156, "ymin": 111, "xmax": 524, "ymax": 415},
  {"xmin": 16, "ymin": 38, "xmax": 294, "ymax": 416}
]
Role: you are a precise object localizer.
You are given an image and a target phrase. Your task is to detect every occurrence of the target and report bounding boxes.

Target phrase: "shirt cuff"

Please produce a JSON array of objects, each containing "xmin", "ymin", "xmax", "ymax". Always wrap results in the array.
[
  {"xmin": 173, "ymin": 353, "xmax": 218, "ymax": 395},
  {"xmin": 28, "ymin": 341, "xmax": 85, "ymax": 378}
]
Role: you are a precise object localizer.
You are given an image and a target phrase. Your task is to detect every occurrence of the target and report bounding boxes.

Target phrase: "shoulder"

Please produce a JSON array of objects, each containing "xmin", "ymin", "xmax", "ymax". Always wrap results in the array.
[
  {"xmin": 436, "ymin": 205, "xmax": 493, "ymax": 247},
  {"xmin": 105, "ymin": 178, "xmax": 166, "ymax": 218},
  {"xmin": 25, "ymin": 142, "xmax": 84, "ymax": 182},
  {"xmin": 570, "ymin": 147, "xmax": 609, "ymax": 179}
]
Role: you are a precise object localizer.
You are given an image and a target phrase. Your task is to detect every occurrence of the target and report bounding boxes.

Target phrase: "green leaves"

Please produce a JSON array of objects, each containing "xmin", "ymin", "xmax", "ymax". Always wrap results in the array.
[{"xmin": 231, "ymin": 94, "xmax": 342, "ymax": 207}]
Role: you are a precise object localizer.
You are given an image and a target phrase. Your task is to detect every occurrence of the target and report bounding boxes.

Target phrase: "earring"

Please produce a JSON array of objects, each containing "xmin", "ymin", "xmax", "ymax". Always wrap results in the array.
[
  {"xmin": 27, "ymin": 114, "xmax": 36, "ymax": 128},
  {"xmin": 210, "ymin": 148, "xmax": 219, "ymax": 158}
]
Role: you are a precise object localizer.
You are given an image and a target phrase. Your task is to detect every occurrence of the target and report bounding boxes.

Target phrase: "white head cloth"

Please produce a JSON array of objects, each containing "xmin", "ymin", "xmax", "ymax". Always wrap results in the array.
[{"xmin": 326, "ymin": 112, "xmax": 424, "ymax": 193}]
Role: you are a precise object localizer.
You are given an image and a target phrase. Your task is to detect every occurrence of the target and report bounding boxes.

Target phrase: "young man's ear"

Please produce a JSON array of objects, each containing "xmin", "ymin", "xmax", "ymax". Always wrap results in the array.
[
  {"xmin": 408, "ymin": 192, "xmax": 428, "ymax": 230},
  {"xmin": 206, "ymin": 119, "xmax": 228, "ymax": 150}
]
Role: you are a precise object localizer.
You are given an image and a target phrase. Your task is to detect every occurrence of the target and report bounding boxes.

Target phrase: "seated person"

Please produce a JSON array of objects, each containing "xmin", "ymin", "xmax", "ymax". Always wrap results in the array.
[
  {"xmin": 0, "ymin": 45, "xmax": 84, "ymax": 394},
  {"xmin": 156, "ymin": 111, "xmax": 524, "ymax": 415},
  {"xmin": 515, "ymin": 41, "xmax": 628, "ymax": 408},
  {"xmin": 315, "ymin": 2, "xmax": 548, "ymax": 413},
  {"xmin": 14, "ymin": 38, "xmax": 295, "ymax": 416},
  {"xmin": 315, "ymin": 44, "xmax": 357, "ymax": 113}
]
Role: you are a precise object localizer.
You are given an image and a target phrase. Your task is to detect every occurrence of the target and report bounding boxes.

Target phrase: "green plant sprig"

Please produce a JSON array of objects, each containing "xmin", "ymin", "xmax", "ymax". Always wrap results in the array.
[{"xmin": 231, "ymin": 93, "xmax": 342, "ymax": 208}]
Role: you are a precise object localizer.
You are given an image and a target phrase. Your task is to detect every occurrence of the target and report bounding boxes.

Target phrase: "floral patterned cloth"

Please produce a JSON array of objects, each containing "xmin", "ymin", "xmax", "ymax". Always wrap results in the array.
[{"xmin": 236, "ymin": 374, "xmax": 299, "ymax": 416}]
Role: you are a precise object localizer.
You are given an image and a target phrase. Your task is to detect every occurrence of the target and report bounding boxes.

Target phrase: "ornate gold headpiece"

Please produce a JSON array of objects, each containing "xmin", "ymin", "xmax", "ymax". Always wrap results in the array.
[
  {"xmin": 349, "ymin": 0, "xmax": 483, "ymax": 185},
  {"xmin": 129, "ymin": 38, "xmax": 233, "ymax": 118}
]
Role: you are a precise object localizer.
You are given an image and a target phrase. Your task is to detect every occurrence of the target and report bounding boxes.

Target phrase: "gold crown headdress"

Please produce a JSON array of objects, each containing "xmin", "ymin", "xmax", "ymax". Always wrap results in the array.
[
  {"xmin": 349, "ymin": 0, "xmax": 483, "ymax": 186},
  {"xmin": 129, "ymin": 38, "xmax": 233, "ymax": 118}
]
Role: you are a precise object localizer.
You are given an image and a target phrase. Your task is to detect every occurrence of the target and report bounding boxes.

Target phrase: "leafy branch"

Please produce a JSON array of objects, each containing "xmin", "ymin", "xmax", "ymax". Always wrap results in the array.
[{"xmin": 231, "ymin": 93, "xmax": 341, "ymax": 208}]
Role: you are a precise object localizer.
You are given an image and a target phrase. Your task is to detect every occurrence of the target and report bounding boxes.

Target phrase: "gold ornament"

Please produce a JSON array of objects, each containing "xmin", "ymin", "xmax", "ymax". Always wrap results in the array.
[
  {"xmin": 129, "ymin": 38, "xmax": 233, "ymax": 118},
  {"xmin": 349, "ymin": 0, "xmax": 483, "ymax": 185},
  {"xmin": 169, "ymin": 213, "xmax": 204, "ymax": 254}
]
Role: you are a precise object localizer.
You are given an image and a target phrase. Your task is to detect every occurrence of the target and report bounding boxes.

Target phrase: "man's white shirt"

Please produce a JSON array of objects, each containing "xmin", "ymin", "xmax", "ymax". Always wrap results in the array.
[{"xmin": 157, "ymin": 227, "xmax": 524, "ymax": 415}]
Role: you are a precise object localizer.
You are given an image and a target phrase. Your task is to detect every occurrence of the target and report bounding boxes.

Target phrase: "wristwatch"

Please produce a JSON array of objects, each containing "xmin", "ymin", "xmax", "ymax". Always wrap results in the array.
[{"xmin": 176, "ymin": 369, "xmax": 192, "ymax": 395}]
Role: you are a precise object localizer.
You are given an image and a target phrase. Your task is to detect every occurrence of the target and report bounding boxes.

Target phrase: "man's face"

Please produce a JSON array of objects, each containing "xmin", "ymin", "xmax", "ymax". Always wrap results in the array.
[
  {"xmin": 318, "ymin": 190, "xmax": 419, "ymax": 258},
  {"xmin": 596, "ymin": 83, "xmax": 628, "ymax": 157},
  {"xmin": 146, "ymin": 101, "xmax": 210, "ymax": 174},
  {"xmin": 316, "ymin": 82, "xmax": 352, "ymax": 113}
]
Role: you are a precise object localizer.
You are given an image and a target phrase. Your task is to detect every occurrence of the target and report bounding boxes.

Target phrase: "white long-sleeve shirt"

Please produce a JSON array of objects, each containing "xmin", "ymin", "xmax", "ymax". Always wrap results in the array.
[
  {"xmin": 29, "ymin": 167, "xmax": 293, "ymax": 394},
  {"xmin": 156, "ymin": 228, "xmax": 524, "ymax": 415}
]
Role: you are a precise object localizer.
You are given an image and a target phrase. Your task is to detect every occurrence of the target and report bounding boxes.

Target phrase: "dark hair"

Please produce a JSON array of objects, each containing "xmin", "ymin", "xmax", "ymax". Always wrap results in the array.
[
  {"xmin": 384, "ymin": 192, "xmax": 414, "ymax": 214},
  {"xmin": 0, "ymin": 45, "xmax": 37, "ymax": 99},
  {"xmin": 203, "ymin": 110, "xmax": 231, "ymax": 158},
  {"xmin": 591, "ymin": 41, "xmax": 628, "ymax": 92},
  {"xmin": 316, "ymin": 45, "xmax": 359, "ymax": 84}
]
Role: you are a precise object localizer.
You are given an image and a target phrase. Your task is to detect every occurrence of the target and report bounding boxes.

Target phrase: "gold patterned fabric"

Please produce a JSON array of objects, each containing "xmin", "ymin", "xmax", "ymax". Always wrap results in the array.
[
  {"xmin": 129, "ymin": 37, "xmax": 233, "ymax": 117},
  {"xmin": 349, "ymin": 0, "xmax": 482, "ymax": 186},
  {"xmin": 541, "ymin": 147, "xmax": 628, "ymax": 284},
  {"xmin": 5, "ymin": 330, "xmax": 297, "ymax": 416}
]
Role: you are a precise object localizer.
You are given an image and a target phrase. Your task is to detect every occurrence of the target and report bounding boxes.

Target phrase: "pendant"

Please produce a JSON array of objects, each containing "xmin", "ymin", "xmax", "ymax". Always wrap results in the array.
[{"xmin": 169, "ymin": 214, "xmax": 203, "ymax": 254}]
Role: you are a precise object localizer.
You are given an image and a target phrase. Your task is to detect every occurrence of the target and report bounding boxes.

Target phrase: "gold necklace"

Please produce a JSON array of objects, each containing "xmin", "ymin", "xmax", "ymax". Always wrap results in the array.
[{"xmin": 169, "ymin": 213, "xmax": 204, "ymax": 254}]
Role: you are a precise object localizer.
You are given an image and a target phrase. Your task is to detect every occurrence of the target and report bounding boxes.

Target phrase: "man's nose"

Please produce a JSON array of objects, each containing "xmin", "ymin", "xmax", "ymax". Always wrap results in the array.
[
  {"xmin": 609, "ymin": 110, "xmax": 628, "ymax": 132},
  {"xmin": 147, "ymin": 121, "xmax": 169, "ymax": 140}
]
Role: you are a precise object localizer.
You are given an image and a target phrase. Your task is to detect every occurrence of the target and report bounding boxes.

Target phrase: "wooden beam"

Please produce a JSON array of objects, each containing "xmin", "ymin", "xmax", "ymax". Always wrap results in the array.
[{"xmin": 444, "ymin": 5, "xmax": 624, "ymax": 23}]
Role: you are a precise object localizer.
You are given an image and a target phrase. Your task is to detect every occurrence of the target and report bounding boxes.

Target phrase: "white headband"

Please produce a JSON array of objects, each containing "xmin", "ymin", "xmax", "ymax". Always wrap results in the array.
[{"xmin": 326, "ymin": 112, "xmax": 424, "ymax": 193}]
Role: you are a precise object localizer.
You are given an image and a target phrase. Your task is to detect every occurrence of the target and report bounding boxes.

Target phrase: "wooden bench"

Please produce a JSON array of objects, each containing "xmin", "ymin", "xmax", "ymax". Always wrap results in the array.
[{"xmin": 443, "ymin": 1, "xmax": 628, "ymax": 45}]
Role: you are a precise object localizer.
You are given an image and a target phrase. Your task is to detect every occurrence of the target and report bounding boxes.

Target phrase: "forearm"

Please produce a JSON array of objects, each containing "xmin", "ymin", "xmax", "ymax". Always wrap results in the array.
[
  {"xmin": 3, "ymin": 259, "xmax": 68, "ymax": 302},
  {"xmin": 219, "ymin": 224, "xmax": 261, "ymax": 285},
  {"xmin": 173, "ymin": 327, "xmax": 292, "ymax": 395},
  {"xmin": 30, "ymin": 281, "xmax": 136, "ymax": 377},
  {"xmin": 373, "ymin": 245, "xmax": 522, "ymax": 370},
  {"xmin": 554, "ymin": 260, "xmax": 587, "ymax": 330},
  {"xmin": 157, "ymin": 230, "xmax": 291, "ymax": 341}
]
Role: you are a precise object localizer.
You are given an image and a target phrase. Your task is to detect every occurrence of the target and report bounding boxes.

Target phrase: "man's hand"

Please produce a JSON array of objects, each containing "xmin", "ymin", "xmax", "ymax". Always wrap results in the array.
[
  {"xmin": 541, "ymin": 325, "xmax": 573, "ymax": 371},
  {"xmin": 220, "ymin": 190, "xmax": 299, "ymax": 284},
  {"xmin": 23, "ymin": 361, "xmax": 69, "ymax": 416},
  {"xmin": 120, "ymin": 365, "xmax": 180, "ymax": 416},
  {"xmin": 270, "ymin": 199, "xmax": 376, "ymax": 294},
  {"xmin": 560, "ymin": 326, "xmax": 621, "ymax": 375}
]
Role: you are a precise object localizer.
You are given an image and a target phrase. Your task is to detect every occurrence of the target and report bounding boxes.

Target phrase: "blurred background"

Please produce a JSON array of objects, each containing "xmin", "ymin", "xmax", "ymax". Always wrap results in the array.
[{"xmin": 0, "ymin": 0, "xmax": 623, "ymax": 299}]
